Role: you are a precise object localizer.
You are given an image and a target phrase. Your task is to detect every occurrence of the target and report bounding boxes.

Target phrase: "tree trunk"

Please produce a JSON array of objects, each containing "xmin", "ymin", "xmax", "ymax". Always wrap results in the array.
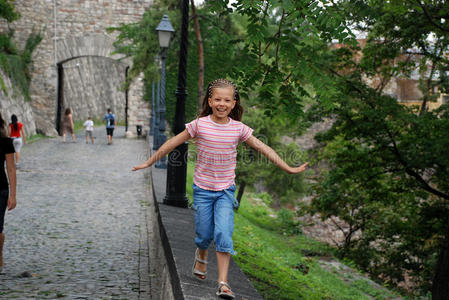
[
  {"xmin": 432, "ymin": 217, "xmax": 449, "ymax": 299},
  {"xmin": 235, "ymin": 180, "xmax": 246, "ymax": 211},
  {"xmin": 190, "ymin": 0, "xmax": 204, "ymax": 110}
]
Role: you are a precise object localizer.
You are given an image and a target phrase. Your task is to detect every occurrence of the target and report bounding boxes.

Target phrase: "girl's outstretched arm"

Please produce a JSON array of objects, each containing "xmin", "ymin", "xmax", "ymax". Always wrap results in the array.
[
  {"xmin": 132, "ymin": 129, "xmax": 192, "ymax": 171},
  {"xmin": 244, "ymin": 136, "xmax": 308, "ymax": 174}
]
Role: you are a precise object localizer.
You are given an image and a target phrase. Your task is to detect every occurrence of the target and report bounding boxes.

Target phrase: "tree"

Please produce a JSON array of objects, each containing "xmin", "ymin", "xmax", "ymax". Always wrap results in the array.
[
  {"xmin": 108, "ymin": 0, "xmax": 180, "ymax": 92},
  {"xmin": 236, "ymin": 107, "xmax": 307, "ymax": 207},
  {"xmin": 110, "ymin": 0, "xmax": 244, "ymax": 123},
  {"xmin": 212, "ymin": 0, "xmax": 449, "ymax": 297},
  {"xmin": 0, "ymin": 0, "xmax": 20, "ymax": 23},
  {"xmin": 190, "ymin": 0, "xmax": 205, "ymax": 109}
]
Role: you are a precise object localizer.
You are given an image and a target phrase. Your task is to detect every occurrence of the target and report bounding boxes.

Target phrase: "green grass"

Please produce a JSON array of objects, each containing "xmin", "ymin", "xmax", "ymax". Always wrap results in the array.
[
  {"xmin": 73, "ymin": 117, "xmax": 126, "ymax": 133},
  {"xmin": 73, "ymin": 118, "xmax": 101, "ymax": 133},
  {"xmin": 27, "ymin": 133, "xmax": 52, "ymax": 144},
  {"xmin": 185, "ymin": 160, "xmax": 402, "ymax": 300}
]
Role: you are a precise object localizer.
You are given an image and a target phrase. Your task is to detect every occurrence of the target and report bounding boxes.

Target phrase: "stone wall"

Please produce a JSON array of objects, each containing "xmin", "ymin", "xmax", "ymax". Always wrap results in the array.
[
  {"xmin": 127, "ymin": 74, "xmax": 151, "ymax": 135},
  {"xmin": 0, "ymin": 0, "xmax": 153, "ymax": 136},
  {"xmin": 0, "ymin": 70, "xmax": 36, "ymax": 136},
  {"xmin": 61, "ymin": 56, "xmax": 127, "ymax": 122}
]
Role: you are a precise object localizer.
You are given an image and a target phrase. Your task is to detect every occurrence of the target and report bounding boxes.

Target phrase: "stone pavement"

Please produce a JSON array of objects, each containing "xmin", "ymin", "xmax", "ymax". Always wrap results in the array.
[{"xmin": 0, "ymin": 126, "xmax": 157, "ymax": 299}]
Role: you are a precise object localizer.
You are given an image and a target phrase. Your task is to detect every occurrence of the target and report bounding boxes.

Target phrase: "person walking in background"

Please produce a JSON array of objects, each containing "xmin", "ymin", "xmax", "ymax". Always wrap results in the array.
[
  {"xmin": 0, "ymin": 112, "xmax": 17, "ymax": 273},
  {"xmin": 83, "ymin": 116, "xmax": 94, "ymax": 144},
  {"xmin": 62, "ymin": 108, "xmax": 75, "ymax": 143},
  {"xmin": 132, "ymin": 78, "xmax": 308, "ymax": 299},
  {"xmin": 103, "ymin": 108, "xmax": 115, "ymax": 145},
  {"xmin": 8, "ymin": 114, "xmax": 25, "ymax": 166}
]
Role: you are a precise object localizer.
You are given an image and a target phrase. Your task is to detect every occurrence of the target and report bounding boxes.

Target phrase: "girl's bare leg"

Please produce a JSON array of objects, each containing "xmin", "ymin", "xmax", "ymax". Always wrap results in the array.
[
  {"xmin": 194, "ymin": 248, "xmax": 208, "ymax": 279},
  {"xmin": 217, "ymin": 251, "xmax": 232, "ymax": 293},
  {"xmin": 15, "ymin": 152, "xmax": 20, "ymax": 164}
]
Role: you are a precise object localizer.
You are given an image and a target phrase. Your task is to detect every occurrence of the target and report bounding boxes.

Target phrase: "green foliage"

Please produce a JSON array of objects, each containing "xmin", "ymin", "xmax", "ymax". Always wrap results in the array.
[
  {"xmin": 186, "ymin": 129, "xmax": 402, "ymax": 299},
  {"xmin": 211, "ymin": 0, "xmax": 449, "ymax": 296},
  {"xmin": 110, "ymin": 0, "xmax": 243, "ymax": 123},
  {"xmin": 236, "ymin": 107, "xmax": 308, "ymax": 206},
  {"xmin": 0, "ymin": 0, "xmax": 19, "ymax": 22},
  {"xmin": 0, "ymin": 0, "xmax": 41, "ymax": 101},
  {"xmin": 27, "ymin": 133, "xmax": 52, "ymax": 144},
  {"xmin": 277, "ymin": 208, "xmax": 301, "ymax": 235},
  {"xmin": 0, "ymin": 1, "xmax": 40, "ymax": 100},
  {"xmin": 0, "ymin": 75, "xmax": 7, "ymax": 95},
  {"xmin": 0, "ymin": 30, "xmax": 42, "ymax": 101},
  {"xmin": 258, "ymin": 192, "xmax": 273, "ymax": 206},
  {"xmin": 210, "ymin": 0, "xmax": 354, "ymax": 122},
  {"xmin": 233, "ymin": 197, "xmax": 401, "ymax": 300},
  {"xmin": 309, "ymin": 0, "xmax": 449, "ymax": 296},
  {"xmin": 108, "ymin": 1, "xmax": 178, "ymax": 85},
  {"xmin": 0, "ymin": 30, "xmax": 17, "ymax": 54}
]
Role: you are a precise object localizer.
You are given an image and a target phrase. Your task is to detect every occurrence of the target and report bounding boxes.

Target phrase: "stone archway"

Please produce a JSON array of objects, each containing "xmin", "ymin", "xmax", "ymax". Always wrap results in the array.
[
  {"xmin": 54, "ymin": 34, "xmax": 145, "ymax": 135},
  {"xmin": 0, "ymin": 0, "xmax": 151, "ymax": 136},
  {"xmin": 55, "ymin": 34, "xmax": 125, "ymax": 64}
]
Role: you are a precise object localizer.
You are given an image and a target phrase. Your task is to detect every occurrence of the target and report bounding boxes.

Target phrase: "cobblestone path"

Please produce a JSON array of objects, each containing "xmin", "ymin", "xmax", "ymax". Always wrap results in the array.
[{"xmin": 0, "ymin": 127, "xmax": 153, "ymax": 299}]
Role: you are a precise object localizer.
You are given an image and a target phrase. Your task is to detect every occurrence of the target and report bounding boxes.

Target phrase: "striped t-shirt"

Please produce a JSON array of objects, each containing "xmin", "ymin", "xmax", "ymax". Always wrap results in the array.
[{"xmin": 186, "ymin": 115, "xmax": 253, "ymax": 191}]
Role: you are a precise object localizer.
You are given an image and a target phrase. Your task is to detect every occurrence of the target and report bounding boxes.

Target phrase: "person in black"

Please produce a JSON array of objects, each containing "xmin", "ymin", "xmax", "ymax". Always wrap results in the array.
[{"xmin": 0, "ymin": 112, "xmax": 16, "ymax": 273}]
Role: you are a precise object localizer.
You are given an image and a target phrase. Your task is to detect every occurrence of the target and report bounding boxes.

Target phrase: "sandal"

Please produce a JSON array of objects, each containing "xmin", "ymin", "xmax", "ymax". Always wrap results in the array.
[
  {"xmin": 216, "ymin": 281, "xmax": 235, "ymax": 299},
  {"xmin": 192, "ymin": 248, "xmax": 207, "ymax": 280}
]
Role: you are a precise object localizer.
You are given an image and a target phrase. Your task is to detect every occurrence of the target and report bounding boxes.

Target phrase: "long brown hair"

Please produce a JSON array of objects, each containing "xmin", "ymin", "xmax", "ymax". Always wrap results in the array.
[
  {"xmin": 198, "ymin": 78, "xmax": 244, "ymax": 121},
  {"xmin": 11, "ymin": 114, "xmax": 18, "ymax": 131}
]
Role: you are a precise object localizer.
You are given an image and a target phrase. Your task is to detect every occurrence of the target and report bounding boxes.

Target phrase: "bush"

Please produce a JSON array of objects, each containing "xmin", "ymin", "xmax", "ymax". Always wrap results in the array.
[{"xmin": 277, "ymin": 208, "xmax": 301, "ymax": 235}]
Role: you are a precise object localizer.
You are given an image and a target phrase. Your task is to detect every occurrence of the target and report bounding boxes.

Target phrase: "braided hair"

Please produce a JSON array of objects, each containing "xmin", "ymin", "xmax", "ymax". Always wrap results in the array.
[{"xmin": 198, "ymin": 78, "xmax": 244, "ymax": 121}]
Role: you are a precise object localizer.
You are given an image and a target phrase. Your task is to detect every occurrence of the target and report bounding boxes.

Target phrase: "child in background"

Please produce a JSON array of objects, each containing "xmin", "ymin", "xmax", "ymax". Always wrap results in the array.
[
  {"xmin": 83, "ymin": 117, "xmax": 94, "ymax": 144},
  {"xmin": 132, "ymin": 78, "xmax": 308, "ymax": 299}
]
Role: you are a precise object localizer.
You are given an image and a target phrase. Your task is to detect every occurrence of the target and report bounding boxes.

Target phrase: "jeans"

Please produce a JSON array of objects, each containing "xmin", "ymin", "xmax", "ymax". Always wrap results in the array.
[{"xmin": 192, "ymin": 184, "xmax": 237, "ymax": 255}]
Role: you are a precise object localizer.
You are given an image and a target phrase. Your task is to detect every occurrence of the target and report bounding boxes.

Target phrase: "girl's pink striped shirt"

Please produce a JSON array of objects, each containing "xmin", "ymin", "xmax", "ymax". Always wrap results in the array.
[{"xmin": 186, "ymin": 115, "xmax": 253, "ymax": 191}]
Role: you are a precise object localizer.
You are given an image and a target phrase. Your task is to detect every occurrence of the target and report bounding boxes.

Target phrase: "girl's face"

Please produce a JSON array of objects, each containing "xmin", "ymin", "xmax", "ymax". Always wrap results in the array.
[{"xmin": 208, "ymin": 87, "xmax": 236, "ymax": 123}]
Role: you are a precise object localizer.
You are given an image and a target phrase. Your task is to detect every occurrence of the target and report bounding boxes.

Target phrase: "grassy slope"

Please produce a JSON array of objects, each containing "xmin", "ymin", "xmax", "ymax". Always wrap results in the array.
[{"xmin": 186, "ymin": 160, "xmax": 402, "ymax": 300}]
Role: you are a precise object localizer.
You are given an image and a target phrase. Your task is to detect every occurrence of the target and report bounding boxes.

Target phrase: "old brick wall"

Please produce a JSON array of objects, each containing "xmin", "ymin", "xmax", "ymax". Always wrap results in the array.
[{"xmin": 0, "ymin": 0, "xmax": 153, "ymax": 136}]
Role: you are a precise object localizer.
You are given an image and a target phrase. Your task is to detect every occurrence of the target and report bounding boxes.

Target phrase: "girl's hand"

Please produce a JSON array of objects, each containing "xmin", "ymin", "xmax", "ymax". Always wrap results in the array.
[
  {"xmin": 288, "ymin": 162, "xmax": 309, "ymax": 174},
  {"xmin": 132, "ymin": 164, "xmax": 147, "ymax": 171},
  {"xmin": 7, "ymin": 195, "xmax": 16, "ymax": 211}
]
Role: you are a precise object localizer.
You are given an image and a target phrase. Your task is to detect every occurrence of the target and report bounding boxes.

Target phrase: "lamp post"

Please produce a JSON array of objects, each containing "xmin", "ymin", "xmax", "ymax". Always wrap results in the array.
[
  {"xmin": 164, "ymin": 0, "xmax": 189, "ymax": 208},
  {"xmin": 155, "ymin": 14, "xmax": 174, "ymax": 169},
  {"xmin": 153, "ymin": 79, "xmax": 160, "ymax": 150},
  {"xmin": 150, "ymin": 81, "xmax": 155, "ymax": 135},
  {"xmin": 152, "ymin": 55, "xmax": 161, "ymax": 141}
]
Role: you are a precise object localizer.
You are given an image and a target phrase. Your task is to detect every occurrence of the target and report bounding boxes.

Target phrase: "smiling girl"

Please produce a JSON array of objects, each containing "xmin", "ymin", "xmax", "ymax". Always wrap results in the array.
[{"xmin": 133, "ymin": 78, "xmax": 308, "ymax": 299}]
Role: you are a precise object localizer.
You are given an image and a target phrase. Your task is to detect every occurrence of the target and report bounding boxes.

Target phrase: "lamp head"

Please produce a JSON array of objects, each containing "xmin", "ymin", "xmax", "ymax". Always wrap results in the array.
[{"xmin": 156, "ymin": 14, "xmax": 175, "ymax": 49}]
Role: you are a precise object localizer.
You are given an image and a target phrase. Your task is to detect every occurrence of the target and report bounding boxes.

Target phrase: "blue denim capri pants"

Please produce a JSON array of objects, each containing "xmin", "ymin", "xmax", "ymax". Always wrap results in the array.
[{"xmin": 192, "ymin": 184, "xmax": 238, "ymax": 255}]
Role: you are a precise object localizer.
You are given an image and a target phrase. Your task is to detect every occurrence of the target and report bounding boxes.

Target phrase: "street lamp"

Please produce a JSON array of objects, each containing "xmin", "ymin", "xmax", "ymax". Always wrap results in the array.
[
  {"xmin": 155, "ymin": 14, "xmax": 174, "ymax": 169},
  {"xmin": 163, "ymin": 0, "xmax": 189, "ymax": 208},
  {"xmin": 149, "ymin": 81, "xmax": 155, "ymax": 136},
  {"xmin": 151, "ymin": 56, "xmax": 161, "ymax": 140}
]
